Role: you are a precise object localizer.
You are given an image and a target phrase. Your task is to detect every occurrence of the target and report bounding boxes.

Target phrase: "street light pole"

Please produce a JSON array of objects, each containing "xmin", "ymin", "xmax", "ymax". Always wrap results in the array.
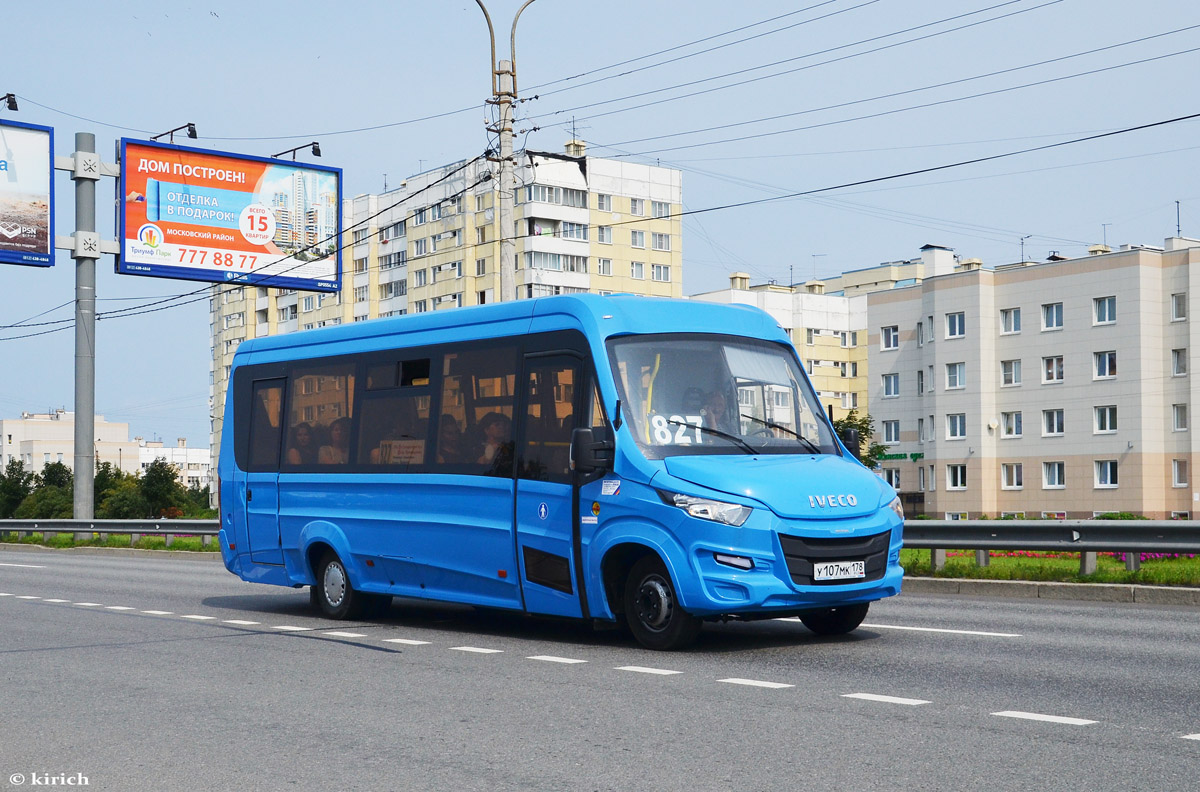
[{"xmin": 476, "ymin": 0, "xmax": 538, "ymax": 303}]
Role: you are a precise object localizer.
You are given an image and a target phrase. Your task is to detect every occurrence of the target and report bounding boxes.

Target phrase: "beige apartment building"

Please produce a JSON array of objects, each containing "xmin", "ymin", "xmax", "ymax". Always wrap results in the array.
[
  {"xmin": 209, "ymin": 142, "xmax": 683, "ymax": 461},
  {"xmin": 868, "ymin": 237, "xmax": 1200, "ymax": 519}
]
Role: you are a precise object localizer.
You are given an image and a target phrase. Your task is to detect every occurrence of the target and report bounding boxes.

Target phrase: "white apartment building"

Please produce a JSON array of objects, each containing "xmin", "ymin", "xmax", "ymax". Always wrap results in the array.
[
  {"xmin": 0, "ymin": 410, "xmax": 142, "ymax": 475},
  {"xmin": 138, "ymin": 438, "xmax": 212, "ymax": 490},
  {"xmin": 209, "ymin": 142, "xmax": 683, "ymax": 466},
  {"xmin": 868, "ymin": 237, "xmax": 1200, "ymax": 519}
]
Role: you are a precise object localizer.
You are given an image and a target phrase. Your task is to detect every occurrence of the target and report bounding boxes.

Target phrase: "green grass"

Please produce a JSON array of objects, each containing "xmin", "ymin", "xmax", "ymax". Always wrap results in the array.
[
  {"xmin": 901, "ymin": 548, "xmax": 1200, "ymax": 586},
  {"xmin": 0, "ymin": 532, "xmax": 217, "ymax": 552}
]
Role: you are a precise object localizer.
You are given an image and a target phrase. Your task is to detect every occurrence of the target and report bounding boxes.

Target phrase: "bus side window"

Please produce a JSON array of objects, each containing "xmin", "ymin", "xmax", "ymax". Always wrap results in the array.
[
  {"xmin": 520, "ymin": 360, "xmax": 577, "ymax": 484},
  {"xmin": 248, "ymin": 380, "xmax": 284, "ymax": 470},
  {"xmin": 359, "ymin": 392, "xmax": 430, "ymax": 466},
  {"xmin": 439, "ymin": 344, "xmax": 518, "ymax": 476},
  {"xmin": 287, "ymin": 362, "xmax": 356, "ymax": 466}
]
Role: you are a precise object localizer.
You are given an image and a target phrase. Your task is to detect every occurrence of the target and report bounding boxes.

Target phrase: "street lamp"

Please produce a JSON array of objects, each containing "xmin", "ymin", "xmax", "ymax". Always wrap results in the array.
[
  {"xmin": 151, "ymin": 123, "xmax": 197, "ymax": 144},
  {"xmin": 475, "ymin": 0, "xmax": 539, "ymax": 303}
]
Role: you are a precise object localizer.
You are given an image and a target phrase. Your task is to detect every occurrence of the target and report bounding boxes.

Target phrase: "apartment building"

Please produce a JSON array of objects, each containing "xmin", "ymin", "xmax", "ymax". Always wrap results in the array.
[
  {"xmin": 691, "ymin": 273, "xmax": 868, "ymax": 421},
  {"xmin": 209, "ymin": 141, "xmax": 683, "ymax": 464},
  {"xmin": 868, "ymin": 237, "xmax": 1200, "ymax": 519},
  {"xmin": 0, "ymin": 410, "xmax": 142, "ymax": 475}
]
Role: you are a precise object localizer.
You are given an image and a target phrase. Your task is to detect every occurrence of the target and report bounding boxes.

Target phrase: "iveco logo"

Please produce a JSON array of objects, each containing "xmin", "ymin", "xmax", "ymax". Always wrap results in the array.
[{"xmin": 809, "ymin": 494, "xmax": 858, "ymax": 508}]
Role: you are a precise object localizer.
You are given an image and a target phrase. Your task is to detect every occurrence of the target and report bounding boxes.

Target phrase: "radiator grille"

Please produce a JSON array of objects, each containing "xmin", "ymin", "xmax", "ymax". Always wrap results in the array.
[{"xmin": 778, "ymin": 529, "xmax": 892, "ymax": 586}]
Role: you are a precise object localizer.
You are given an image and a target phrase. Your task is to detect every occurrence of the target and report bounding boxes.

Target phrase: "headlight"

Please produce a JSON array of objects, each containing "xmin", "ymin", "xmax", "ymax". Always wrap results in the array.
[
  {"xmin": 659, "ymin": 490, "xmax": 752, "ymax": 526},
  {"xmin": 887, "ymin": 495, "xmax": 904, "ymax": 521}
]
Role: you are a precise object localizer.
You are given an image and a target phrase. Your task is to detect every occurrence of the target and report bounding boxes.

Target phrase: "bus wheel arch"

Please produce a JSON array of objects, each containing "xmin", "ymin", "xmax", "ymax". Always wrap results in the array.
[{"xmin": 602, "ymin": 543, "xmax": 701, "ymax": 650}]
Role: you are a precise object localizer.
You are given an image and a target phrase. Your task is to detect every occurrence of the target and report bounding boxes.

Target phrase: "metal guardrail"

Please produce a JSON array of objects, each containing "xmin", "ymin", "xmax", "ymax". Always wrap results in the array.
[
  {"xmin": 0, "ymin": 519, "xmax": 219, "ymax": 548},
  {"xmin": 903, "ymin": 519, "xmax": 1200, "ymax": 574}
]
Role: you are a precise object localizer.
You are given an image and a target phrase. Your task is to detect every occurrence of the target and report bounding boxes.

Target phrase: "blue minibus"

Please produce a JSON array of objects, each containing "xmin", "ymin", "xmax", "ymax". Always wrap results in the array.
[{"xmin": 218, "ymin": 294, "xmax": 903, "ymax": 649}]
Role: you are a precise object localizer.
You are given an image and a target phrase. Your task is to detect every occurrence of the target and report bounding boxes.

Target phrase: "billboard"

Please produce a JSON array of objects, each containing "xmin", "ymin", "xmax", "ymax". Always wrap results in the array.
[
  {"xmin": 0, "ymin": 120, "xmax": 54, "ymax": 267},
  {"xmin": 118, "ymin": 139, "xmax": 341, "ymax": 291}
]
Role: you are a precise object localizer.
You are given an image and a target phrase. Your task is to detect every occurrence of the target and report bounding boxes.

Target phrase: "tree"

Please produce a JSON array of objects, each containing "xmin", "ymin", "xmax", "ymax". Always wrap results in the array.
[
  {"xmin": 0, "ymin": 459, "xmax": 36, "ymax": 519},
  {"xmin": 94, "ymin": 461, "xmax": 127, "ymax": 506},
  {"xmin": 37, "ymin": 461, "xmax": 73, "ymax": 490},
  {"xmin": 13, "ymin": 486, "xmax": 73, "ymax": 519},
  {"xmin": 97, "ymin": 478, "xmax": 150, "ymax": 519},
  {"xmin": 832, "ymin": 409, "xmax": 888, "ymax": 470},
  {"xmin": 140, "ymin": 458, "xmax": 186, "ymax": 518}
]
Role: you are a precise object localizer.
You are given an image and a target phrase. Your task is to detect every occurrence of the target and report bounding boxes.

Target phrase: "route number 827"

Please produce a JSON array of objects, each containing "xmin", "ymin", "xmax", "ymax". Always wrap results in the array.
[{"xmin": 649, "ymin": 414, "xmax": 702, "ymax": 444}]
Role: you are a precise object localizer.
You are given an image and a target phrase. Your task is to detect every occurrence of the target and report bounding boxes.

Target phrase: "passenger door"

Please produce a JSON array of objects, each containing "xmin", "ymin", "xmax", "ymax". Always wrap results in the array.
[
  {"xmin": 245, "ymin": 378, "xmax": 284, "ymax": 565},
  {"xmin": 515, "ymin": 352, "xmax": 585, "ymax": 618}
]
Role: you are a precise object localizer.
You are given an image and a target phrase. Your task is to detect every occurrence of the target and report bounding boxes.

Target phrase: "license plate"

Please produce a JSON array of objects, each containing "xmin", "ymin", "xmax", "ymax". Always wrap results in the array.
[{"xmin": 813, "ymin": 560, "xmax": 865, "ymax": 581}]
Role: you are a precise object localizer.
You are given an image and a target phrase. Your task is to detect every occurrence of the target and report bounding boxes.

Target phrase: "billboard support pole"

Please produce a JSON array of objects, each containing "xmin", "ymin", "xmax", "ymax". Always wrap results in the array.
[{"xmin": 70, "ymin": 133, "xmax": 100, "ymax": 534}]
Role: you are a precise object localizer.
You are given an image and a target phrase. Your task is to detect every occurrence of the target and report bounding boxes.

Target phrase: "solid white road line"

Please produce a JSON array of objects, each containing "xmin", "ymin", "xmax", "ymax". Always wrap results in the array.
[
  {"xmin": 992, "ymin": 711, "xmax": 1096, "ymax": 726},
  {"xmin": 451, "ymin": 646, "xmax": 503, "ymax": 654},
  {"xmin": 720, "ymin": 678, "xmax": 794, "ymax": 689},
  {"xmin": 616, "ymin": 666, "xmax": 682, "ymax": 676},
  {"xmin": 105, "ymin": 606, "xmax": 135, "ymax": 611},
  {"xmin": 528, "ymin": 655, "xmax": 587, "ymax": 664},
  {"xmin": 270, "ymin": 625, "xmax": 313, "ymax": 631},
  {"xmin": 843, "ymin": 693, "xmax": 931, "ymax": 706},
  {"xmin": 0, "ymin": 563, "xmax": 47, "ymax": 568},
  {"xmin": 142, "ymin": 611, "xmax": 174, "ymax": 615},
  {"xmin": 180, "ymin": 615, "xmax": 217, "ymax": 621},
  {"xmin": 221, "ymin": 619, "xmax": 259, "ymax": 625},
  {"xmin": 862, "ymin": 623, "xmax": 1023, "ymax": 638},
  {"xmin": 1182, "ymin": 734, "xmax": 1200, "ymax": 741},
  {"xmin": 323, "ymin": 631, "xmax": 367, "ymax": 638},
  {"xmin": 383, "ymin": 638, "xmax": 431, "ymax": 646}
]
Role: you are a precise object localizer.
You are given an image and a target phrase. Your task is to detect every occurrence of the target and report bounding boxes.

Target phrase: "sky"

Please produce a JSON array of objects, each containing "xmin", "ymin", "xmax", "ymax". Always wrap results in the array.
[{"xmin": 2, "ymin": 0, "xmax": 1199, "ymax": 448}]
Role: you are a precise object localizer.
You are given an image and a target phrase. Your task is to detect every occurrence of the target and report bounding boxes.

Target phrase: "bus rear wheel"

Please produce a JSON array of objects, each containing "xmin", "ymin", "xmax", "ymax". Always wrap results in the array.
[
  {"xmin": 623, "ymin": 556, "xmax": 701, "ymax": 650},
  {"xmin": 314, "ymin": 551, "xmax": 367, "ymax": 620},
  {"xmin": 800, "ymin": 603, "xmax": 869, "ymax": 636}
]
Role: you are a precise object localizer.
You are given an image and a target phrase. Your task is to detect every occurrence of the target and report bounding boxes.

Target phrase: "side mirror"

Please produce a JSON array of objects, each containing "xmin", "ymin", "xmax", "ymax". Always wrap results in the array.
[
  {"xmin": 839, "ymin": 427, "xmax": 861, "ymax": 461},
  {"xmin": 571, "ymin": 427, "xmax": 614, "ymax": 473}
]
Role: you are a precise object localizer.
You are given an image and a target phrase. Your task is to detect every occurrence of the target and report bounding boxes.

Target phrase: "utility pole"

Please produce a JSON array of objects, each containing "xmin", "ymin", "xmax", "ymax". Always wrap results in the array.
[{"xmin": 476, "ymin": 0, "xmax": 538, "ymax": 303}]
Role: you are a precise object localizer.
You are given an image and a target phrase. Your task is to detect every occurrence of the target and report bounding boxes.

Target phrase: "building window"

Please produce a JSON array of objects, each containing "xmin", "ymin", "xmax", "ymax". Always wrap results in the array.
[
  {"xmin": 882, "ymin": 373, "xmax": 899, "ymax": 397},
  {"xmin": 597, "ymin": 226, "xmax": 612, "ymax": 244},
  {"xmin": 1173, "ymin": 348, "xmax": 1188, "ymax": 376},
  {"xmin": 1043, "ymin": 461, "xmax": 1066, "ymax": 489},
  {"xmin": 946, "ymin": 311, "xmax": 965, "ymax": 339},
  {"xmin": 1094, "ymin": 351, "xmax": 1117, "ymax": 379},
  {"xmin": 883, "ymin": 420, "xmax": 900, "ymax": 444},
  {"xmin": 1043, "ymin": 408, "xmax": 1065, "ymax": 436},
  {"xmin": 561, "ymin": 222, "xmax": 588, "ymax": 241},
  {"xmin": 597, "ymin": 258, "xmax": 612, "ymax": 276},
  {"xmin": 947, "ymin": 464, "xmax": 967, "ymax": 490},
  {"xmin": 1043, "ymin": 355, "xmax": 1064, "ymax": 384},
  {"xmin": 629, "ymin": 198, "xmax": 644, "ymax": 216},
  {"xmin": 476, "ymin": 258, "xmax": 487, "ymax": 276},
  {"xmin": 918, "ymin": 466, "xmax": 926, "ymax": 491},
  {"xmin": 597, "ymin": 193, "xmax": 612, "ymax": 211},
  {"xmin": 917, "ymin": 322, "xmax": 925, "ymax": 346},
  {"xmin": 1001, "ymin": 307, "xmax": 1021, "ymax": 334},
  {"xmin": 1042, "ymin": 302, "xmax": 1063, "ymax": 330},
  {"xmin": 916, "ymin": 369, "xmax": 925, "ymax": 395},
  {"xmin": 651, "ymin": 200, "xmax": 670, "ymax": 218},
  {"xmin": 881, "ymin": 325, "xmax": 899, "ymax": 350},
  {"xmin": 413, "ymin": 238, "xmax": 427, "ymax": 256},
  {"xmin": 1095, "ymin": 459, "xmax": 1118, "ymax": 488},
  {"xmin": 353, "ymin": 257, "xmax": 368, "ymax": 273},
  {"xmin": 883, "ymin": 468, "xmax": 900, "ymax": 489},
  {"xmin": 1094, "ymin": 405, "xmax": 1117, "ymax": 433},
  {"xmin": 1172, "ymin": 292, "xmax": 1187, "ymax": 321},
  {"xmin": 928, "ymin": 464, "xmax": 936, "ymax": 491},
  {"xmin": 630, "ymin": 230, "xmax": 645, "ymax": 248},
  {"xmin": 806, "ymin": 328, "xmax": 815, "ymax": 346},
  {"xmin": 354, "ymin": 286, "xmax": 369, "ymax": 303},
  {"xmin": 630, "ymin": 261, "xmax": 644, "ymax": 279},
  {"xmin": 917, "ymin": 417, "xmax": 925, "ymax": 443},
  {"xmin": 1002, "ymin": 411, "xmax": 1022, "ymax": 438},
  {"xmin": 841, "ymin": 392, "xmax": 858, "ymax": 409},
  {"xmin": 1001, "ymin": 359, "xmax": 1022, "ymax": 386},
  {"xmin": 1174, "ymin": 403, "xmax": 1188, "ymax": 431},
  {"xmin": 651, "ymin": 232, "xmax": 671, "ymax": 251},
  {"xmin": 413, "ymin": 269, "xmax": 427, "ymax": 287},
  {"xmin": 1174, "ymin": 459, "xmax": 1189, "ymax": 487},
  {"xmin": 1093, "ymin": 295, "xmax": 1116, "ymax": 324},
  {"xmin": 947, "ymin": 413, "xmax": 966, "ymax": 440},
  {"xmin": 651, "ymin": 264, "xmax": 671, "ymax": 282},
  {"xmin": 946, "ymin": 362, "xmax": 965, "ymax": 390},
  {"xmin": 1001, "ymin": 463, "xmax": 1023, "ymax": 490},
  {"xmin": 277, "ymin": 305, "xmax": 297, "ymax": 322}
]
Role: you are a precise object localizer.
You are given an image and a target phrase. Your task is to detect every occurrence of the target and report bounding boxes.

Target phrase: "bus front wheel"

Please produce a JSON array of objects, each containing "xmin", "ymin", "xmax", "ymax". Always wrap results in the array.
[
  {"xmin": 314, "ymin": 551, "xmax": 366, "ymax": 620},
  {"xmin": 800, "ymin": 603, "xmax": 869, "ymax": 636},
  {"xmin": 623, "ymin": 556, "xmax": 701, "ymax": 650}
]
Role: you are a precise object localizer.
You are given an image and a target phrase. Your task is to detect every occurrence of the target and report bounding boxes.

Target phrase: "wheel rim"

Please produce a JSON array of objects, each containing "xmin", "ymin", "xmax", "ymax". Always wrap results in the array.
[
  {"xmin": 323, "ymin": 562, "xmax": 346, "ymax": 607},
  {"xmin": 634, "ymin": 574, "xmax": 673, "ymax": 633}
]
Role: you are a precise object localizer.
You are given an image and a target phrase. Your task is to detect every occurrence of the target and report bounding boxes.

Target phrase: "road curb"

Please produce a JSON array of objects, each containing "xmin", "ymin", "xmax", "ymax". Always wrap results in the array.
[
  {"xmin": 0, "ymin": 542, "xmax": 223, "ymax": 562},
  {"xmin": 902, "ymin": 576, "xmax": 1200, "ymax": 605}
]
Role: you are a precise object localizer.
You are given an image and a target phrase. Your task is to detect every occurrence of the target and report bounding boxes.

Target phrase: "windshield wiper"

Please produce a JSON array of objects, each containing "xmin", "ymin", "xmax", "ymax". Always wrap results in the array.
[
  {"xmin": 665, "ymin": 417, "xmax": 759, "ymax": 455},
  {"xmin": 740, "ymin": 413, "xmax": 821, "ymax": 454}
]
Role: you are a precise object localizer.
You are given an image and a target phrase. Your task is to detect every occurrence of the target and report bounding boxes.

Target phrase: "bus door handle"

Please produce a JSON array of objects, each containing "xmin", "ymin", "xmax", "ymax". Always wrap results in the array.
[{"xmin": 246, "ymin": 489, "xmax": 252, "ymax": 502}]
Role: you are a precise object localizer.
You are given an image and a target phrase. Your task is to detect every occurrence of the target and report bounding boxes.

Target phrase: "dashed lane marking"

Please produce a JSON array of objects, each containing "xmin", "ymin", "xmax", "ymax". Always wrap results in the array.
[
  {"xmin": 843, "ymin": 693, "xmax": 931, "ymax": 706},
  {"xmin": 73, "ymin": 602, "xmax": 102, "ymax": 607},
  {"xmin": 862, "ymin": 623, "xmax": 1022, "ymax": 638},
  {"xmin": 528, "ymin": 655, "xmax": 587, "ymax": 664},
  {"xmin": 0, "ymin": 563, "xmax": 47, "ymax": 568},
  {"xmin": 180, "ymin": 615, "xmax": 217, "ymax": 621},
  {"xmin": 451, "ymin": 646, "xmax": 503, "ymax": 654},
  {"xmin": 43, "ymin": 599, "xmax": 70, "ymax": 603},
  {"xmin": 105, "ymin": 606, "xmax": 135, "ymax": 611},
  {"xmin": 15, "ymin": 596, "xmax": 40, "ymax": 600},
  {"xmin": 616, "ymin": 666, "xmax": 682, "ymax": 676},
  {"xmin": 1182, "ymin": 734, "xmax": 1200, "ymax": 741},
  {"xmin": 221, "ymin": 619, "xmax": 259, "ymax": 625},
  {"xmin": 383, "ymin": 638, "xmax": 431, "ymax": 646},
  {"xmin": 270, "ymin": 625, "xmax": 314, "ymax": 631},
  {"xmin": 323, "ymin": 631, "xmax": 367, "ymax": 638},
  {"xmin": 142, "ymin": 611, "xmax": 174, "ymax": 615},
  {"xmin": 992, "ymin": 711, "xmax": 1096, "ymax": 726},
  {"xmin": 720, "ymin": 678, "xmax": 793, "ymax": 689}
]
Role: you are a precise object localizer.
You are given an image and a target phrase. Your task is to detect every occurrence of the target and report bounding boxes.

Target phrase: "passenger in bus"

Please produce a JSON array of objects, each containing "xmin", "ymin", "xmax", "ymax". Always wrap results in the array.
[
  {"xmin": 286, "ymin": 422, "xmax": 318, "ymax": 465},
  {"xmin": 475, "ymin": 412, "xmax": 512, "ymax": 466},
  {"xmin": 319, "ymin": 417, "xmax": 351, "ymax": 464},
  {"xmin": 436, "ymin": 415, "xmax": 465, "ymax": 464}
]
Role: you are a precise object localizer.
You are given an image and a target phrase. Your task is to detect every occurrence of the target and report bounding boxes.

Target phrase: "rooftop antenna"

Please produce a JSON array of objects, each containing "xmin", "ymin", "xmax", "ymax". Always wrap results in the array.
[
  {"xmin": 1102, "ymin": 223, "xmax": 1112, "ymax": 247},
  {"xmin": 1020, "ymin": 234, "xmax": 1031, "ymax": 262},
  {"xmin": 383, "ymin": 173, "xmax": 388, "ymax": 191},
  {"xmin": 1177, "ymin": 200, "xmax": 1182, "ymax": 237},
  {"xmin": 811, "ymin": 253, "xmax": 826, "ymax": 280}
]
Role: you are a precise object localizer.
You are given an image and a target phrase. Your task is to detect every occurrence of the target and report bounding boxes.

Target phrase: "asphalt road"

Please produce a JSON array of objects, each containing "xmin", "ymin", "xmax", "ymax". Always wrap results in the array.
[{"xmin": 2, "ymin": 548, "xmax": 1198, "ymax": 791}]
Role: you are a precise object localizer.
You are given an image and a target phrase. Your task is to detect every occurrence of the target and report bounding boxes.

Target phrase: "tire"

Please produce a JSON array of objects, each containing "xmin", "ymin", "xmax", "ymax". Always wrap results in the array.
[
  {"xmin": 800, "ymin": 603, "xmax": 870, "ymax": 636},
  {"xmin": 313, "ymin": 551, "xmax": 366, "ymax": 620},
  {"xmin": 623, "ymin": 556, "xmax": 702, "ymax": 650}
]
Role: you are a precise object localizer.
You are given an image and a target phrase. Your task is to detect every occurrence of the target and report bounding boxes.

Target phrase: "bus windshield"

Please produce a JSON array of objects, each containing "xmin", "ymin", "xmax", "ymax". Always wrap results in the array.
[{"xmin": 607, "ymin": 333, "xmax": 841, "ymax": 459}]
